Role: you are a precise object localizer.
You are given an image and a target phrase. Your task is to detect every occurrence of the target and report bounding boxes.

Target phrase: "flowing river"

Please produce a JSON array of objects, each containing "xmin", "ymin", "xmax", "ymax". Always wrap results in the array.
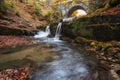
[
  {"xmin": 0, "ymin": 20, "xmax": 99, "ymax": 80},
  {"xmin": 30, "ymin": 22, "xmax": 98, "ymax": 80},
  {"xmin": 31, "ymin": 40, "xmax": 98, "ymax": 80}
]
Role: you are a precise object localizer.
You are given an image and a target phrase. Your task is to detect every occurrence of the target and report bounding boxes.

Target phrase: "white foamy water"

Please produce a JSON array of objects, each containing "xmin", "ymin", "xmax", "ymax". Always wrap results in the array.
[
  {"xmin": 53, "ymin": 22, "xmax": 62, "ymax": 41},
  {"xmin": 34, "ymin": 25, "xmax": 50, "ymax": 38},
  {"xmin": 62, "ymin": 17, "xmax": 75, "ymax": 22}
]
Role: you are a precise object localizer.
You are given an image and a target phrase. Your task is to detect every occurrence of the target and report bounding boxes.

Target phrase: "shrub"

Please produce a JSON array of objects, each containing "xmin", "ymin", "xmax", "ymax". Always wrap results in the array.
[
  {"xmin": 0, "ymin": 1, "xmax": 14, "ymax": 14},
  {"xmin": 34, "ymin": 3, "xmax": 42, "ymax": 16},
  {"xmin": 16, "ymin": 10, "xmax": 20, "ymax": 17}
]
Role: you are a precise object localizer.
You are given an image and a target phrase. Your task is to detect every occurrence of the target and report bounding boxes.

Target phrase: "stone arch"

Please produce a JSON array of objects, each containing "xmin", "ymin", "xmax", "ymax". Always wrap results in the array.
[{"xmin": 66, "ymin": 2, "xmax": 88, "ymax": 17}]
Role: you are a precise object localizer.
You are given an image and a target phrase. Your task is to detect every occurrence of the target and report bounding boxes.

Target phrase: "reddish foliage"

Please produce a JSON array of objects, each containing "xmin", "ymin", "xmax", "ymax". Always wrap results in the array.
[
  {"xmin": 0, "ymin": 67, "xmax": 31, "ymax": 80},
  {"xmin": 91, "ymin": 4, "xmax": 120, "ymax": 16}
]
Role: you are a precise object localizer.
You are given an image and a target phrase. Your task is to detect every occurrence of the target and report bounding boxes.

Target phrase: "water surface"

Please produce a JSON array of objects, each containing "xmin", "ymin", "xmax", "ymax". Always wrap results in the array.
[{"xmin": 31, "ymin": 40, "xmax": 98, "ymax": 80}]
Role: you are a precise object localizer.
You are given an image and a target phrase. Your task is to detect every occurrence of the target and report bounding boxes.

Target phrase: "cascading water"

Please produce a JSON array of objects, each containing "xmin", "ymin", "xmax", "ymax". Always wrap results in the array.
[
  {"xmin": 62, "ymin": 17, "xmax": 75, "ymax": 22},
  {"xmin": 33, "ymin": 23, "xmax": 62, "ymax": 42},
  {"xmin": 45, "ymin": 25, "xmax": 50, "ymax": 34},
  {"xmin": 34, "ymin": 25, "xmax": 50, "ymax": 38},
  {"xmin": 34, "ymin": 17, "xmax": 75, "ymax": 42},
  {"xmin": 31, "ymin": 14, "xmax": 99, "ymax": 80},
  {"xmin": 53, "ymin": 22, "xmax": 62, "ymax": 41},
  {"xmin": 53, "ymin": 17, "xmax": 75, "ymax": 41}
]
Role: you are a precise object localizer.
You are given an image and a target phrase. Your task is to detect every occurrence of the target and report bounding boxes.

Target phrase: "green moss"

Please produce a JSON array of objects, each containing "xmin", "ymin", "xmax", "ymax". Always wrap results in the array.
[
  {"xmin": 80, "ymin": 27, "xmax": 93, "ymax": 38},
  {"xmin": 102, "ymin": 43, "xmax": 112, "ymax": 51},
  {"xmin": 105, "ymin": 0, "xmax": 110, "ymax": 8},
  {"xmin": 111, "ymin": 26, "xmax": 120, "ymax": 40},
  {"xmin": 0, "ymin": 1, "xmax": 14, "ymax": 14},
  {"xmin": 32, "ymin": 13, "xmax": 37, "ymax": 20},
  {"xmin": 34, "ymin": 3, "xmax": 42, "ymax": 15},
  {"xmin": 95, "ymin": 8, "xmax": 102, "ymax": 13},
  {"xmin": 46, "ymin": 11, "xmax": 61, "ymax": 24},
  {"xmin": 16, "ymin": 10, "xmax": 20, "ymax": 17},
  {"xmin": 71, "ymin": 17, "xmax": 93, "ymax": 38},
  {"xmin": 71, "ymin": 20, "xmax": 79, "ymax": 30}
]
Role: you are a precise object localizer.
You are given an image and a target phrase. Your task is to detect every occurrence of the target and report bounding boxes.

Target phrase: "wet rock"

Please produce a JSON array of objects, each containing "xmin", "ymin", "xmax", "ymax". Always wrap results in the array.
[
  {"xmin": 18, "ymin": 25, "xmax": 27, "ymax": 28},
  {"xmin": 53, "ymin": 55, "xmax": 60, "ymax": 60},
  {"xmin": 75, "ymin": 37, "xmax": 91, "ymax": 46},
  {"xmin": 61, "ymin": 37, "xmax": 74, "ymax": 43},
  {"xmin": 110, "ymin": 70, "xmax": 120, "ymax": 80},
  {"xmin": 95, "ymin": 46, "xmax": 102, "ymax": 51},
  {"xmin": 110, "ymin": 0, "xmax": 120, "ymax": 6},
  {"xmin": 108, "ymin": 57, "xmax": 112, "ymax": 61},
  {"xmin": 98, "ymin": 68, "xmax": 111, "ymax": 80},
  {"xmin": 104, "ymin": 46, "xmax": 120, "ymax": 56},
  {"xmin": 111, "ymin": 63, "xmax": 120, "ymax": 79},
  {"xmin": 116, "ymin": 70, "xmax": 120, "ymax": 75},
  {"xmin": 90, "ymin": 41, "xmax": 97, "ymax": 46},
  {"xmin": 28, "ymin": 30, "xmax": 37, "ymax": 36},
  {"xmin": 0, "ymin": 26, "xmax": 35, "ymax": 36},
  {"xmin": 115, "ymin": 52, "xmax": 120, "ymax": 59},
  {"xmin": 112, "ymin": 64, "xmax": 120, "ymax": 71},
  {"xmin": 19, "ymin": 21, "xmax": 31, "ymax": 28},
  {"xmin": 1, "ymin": 20, "xmax": 10, "ymax": 25}
]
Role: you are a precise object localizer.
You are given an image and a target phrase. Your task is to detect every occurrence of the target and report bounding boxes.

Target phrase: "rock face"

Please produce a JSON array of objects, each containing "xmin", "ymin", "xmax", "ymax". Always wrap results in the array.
[
  {"xmin": 62, "ymin": 14, "xmax": 120, "ymax": 41},
  {"xmin": 0, "ymin": 26, "xmax": 35, "ymax": 36}
]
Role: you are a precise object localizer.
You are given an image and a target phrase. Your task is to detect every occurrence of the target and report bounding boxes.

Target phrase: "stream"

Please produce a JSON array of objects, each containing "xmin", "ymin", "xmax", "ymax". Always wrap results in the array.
[
  {"xmin": 0, "ymin": 20, "xmax": 99, "ymax": 80},
  {"xmin": 31, "ymin": 40, "xmax": 98, "ymax": 80},
  {"xmin": 31, "ymin": 22, "xmax": 98, "ymax": 80}
]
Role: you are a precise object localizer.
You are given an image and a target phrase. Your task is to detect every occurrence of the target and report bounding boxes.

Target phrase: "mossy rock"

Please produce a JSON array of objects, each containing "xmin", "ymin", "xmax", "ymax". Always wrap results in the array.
[
  {"xmin": 2, "ymin": 20, "xmax": 10, "ymax": 25},
  {"xmin": 95, "ymin": 46, "xmax": 102, "ymax": 51},
  {"xmin": 0, "ymin": 26, "xmax": 33, "ymax": 36},
  {"xmin": 111, "ymin": 26, "xmax": 120, "ymax": 40},
  {"xmin": 103, "ymin": 46, "xmax": 120, "ymax": 56},
  {"xmin": 75, "ymin": 37, "xmax": 91, "ymax": 46},
  {"xmin": 109, "ymin": 0, "xmax": 120, "ymax": 6},
  {"xmin": 102, "ymin": 43, "xmax": 112, "ymax": 51}
]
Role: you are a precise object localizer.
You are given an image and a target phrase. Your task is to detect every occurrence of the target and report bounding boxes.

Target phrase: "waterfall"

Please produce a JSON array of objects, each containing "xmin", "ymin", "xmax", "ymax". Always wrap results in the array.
[
  {"xmin": 53, "ymin": 17, "xmax": 75, "ymax": 41},
  {"xmin": 45, "ymin": 25, "xmax": 50, "ymax": 35},
  {"xmin": 53, "ymin": 22, "xmax": 62, "ymax": 41},
  {"xmin": 34, "ymin": 17, "xmax": 74, "ymax": 42},
  {"xmin": 34, "ymin": 17, "xmax": 75, "ymax": 42},
  {"xmin": 33, "ymin": 23, "xmax": 62, "ymax": 42},
  {"xmin": 34, "ymin": 25, "xmax": 50, "ymax": 38},
  {"xmin": 62, "ymin": 17, "xmax": 75, "ymax": 22}
]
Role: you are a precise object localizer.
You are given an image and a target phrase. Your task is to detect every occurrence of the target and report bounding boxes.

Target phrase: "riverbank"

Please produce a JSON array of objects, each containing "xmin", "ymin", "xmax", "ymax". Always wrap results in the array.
[
  {"xmin": 0, "ymin": 35, "xmax": 32, "ymax": 48},
  {"xmin": 60, "ymin": 5, "xmax": 120, "ymax": 79},
  {"xmin": 62, "ymin": 36, "xmax": 120, "ymax": 80},
  {"xmin": 0, "ymin": 40, "xmax": 59, "ymax": 79}
]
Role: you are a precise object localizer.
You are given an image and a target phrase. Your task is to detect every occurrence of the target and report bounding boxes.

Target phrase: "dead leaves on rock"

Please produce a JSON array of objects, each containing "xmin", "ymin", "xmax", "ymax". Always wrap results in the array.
[{"xmin": 0, "ymin": 67, "xmax": 31, "ymax": 80}]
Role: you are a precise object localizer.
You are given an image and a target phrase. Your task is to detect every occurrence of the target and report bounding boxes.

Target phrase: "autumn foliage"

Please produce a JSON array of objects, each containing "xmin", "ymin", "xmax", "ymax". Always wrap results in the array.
[{"xmin": 0, "ymin": 67, "xmax": 31, "ymax": 80}]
